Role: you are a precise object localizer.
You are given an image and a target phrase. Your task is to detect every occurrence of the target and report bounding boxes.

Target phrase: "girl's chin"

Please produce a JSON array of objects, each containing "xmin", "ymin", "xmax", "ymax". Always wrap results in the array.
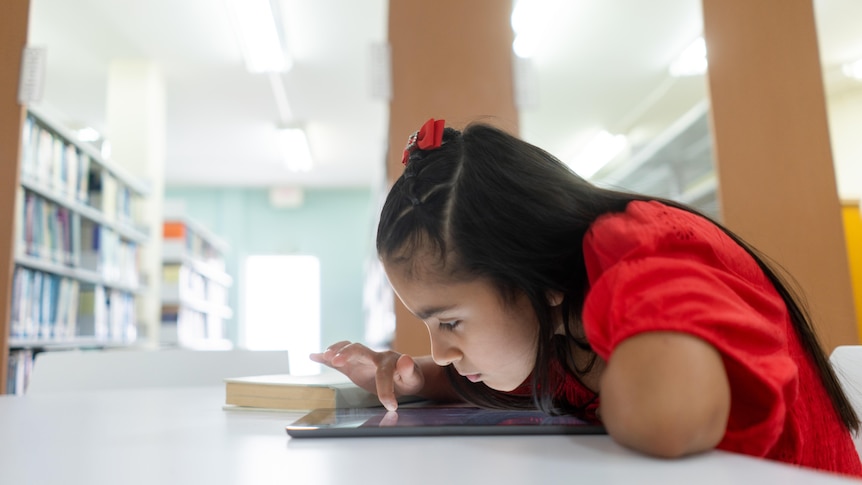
[
  {"xmin": 484, "ymin": 373, "xmax": 533, "ymax": 392},
  {"xmin": 484, "ymin": 379, "xmax": 521, "ymax": 393}
]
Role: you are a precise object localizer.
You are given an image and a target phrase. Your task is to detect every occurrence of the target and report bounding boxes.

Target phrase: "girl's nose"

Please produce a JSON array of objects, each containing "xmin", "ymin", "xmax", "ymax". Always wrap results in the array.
[{"xmin": 430, "ymin": 336, "xmax": 462, "ymax": 366}]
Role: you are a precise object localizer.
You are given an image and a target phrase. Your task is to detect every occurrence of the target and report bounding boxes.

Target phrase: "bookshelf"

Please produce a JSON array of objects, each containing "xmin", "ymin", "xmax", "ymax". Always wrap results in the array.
[
  {"xmin": 5, "ymin": 109, "xmax": 151, "ymax": 394},
  {"xmin": 592, "ymin": 101, "xmax": 720, "ymax": 220},
  {"xmin": 160, "ymin": 215, "xmax": 233, "ymax": 350}
]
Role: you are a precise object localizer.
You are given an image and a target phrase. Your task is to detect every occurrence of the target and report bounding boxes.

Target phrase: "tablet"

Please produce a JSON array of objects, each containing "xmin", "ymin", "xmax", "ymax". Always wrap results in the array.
[{"xmin": 285, "ymin": 405, "xmax": 606, "ymax": 438}]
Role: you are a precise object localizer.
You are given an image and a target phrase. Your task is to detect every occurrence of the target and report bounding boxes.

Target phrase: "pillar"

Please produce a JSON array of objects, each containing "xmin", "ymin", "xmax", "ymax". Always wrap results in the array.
[
  {"xmin": 387, "ymin": 0, "xmax": 518, "ymax": 355},
  {"xmin": 0, "ymin": 0, "xmax": 30, "ymax": 393},
  {"xmin": 702, "ymin": 0, "xmax": 859, "ymax": 352},
  {"xmin": 105, "ymin": 60, "xmax": 167, "ymax": 346}
]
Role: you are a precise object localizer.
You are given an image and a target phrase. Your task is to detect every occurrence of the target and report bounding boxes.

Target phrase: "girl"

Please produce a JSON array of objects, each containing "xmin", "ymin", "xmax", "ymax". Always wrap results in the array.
[{"xmin": 310, "ymin": 118, "xmax": 862, "ymax": 476}]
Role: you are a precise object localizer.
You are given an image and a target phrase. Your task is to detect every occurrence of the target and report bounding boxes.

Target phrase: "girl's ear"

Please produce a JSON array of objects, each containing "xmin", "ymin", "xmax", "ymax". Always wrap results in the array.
[{"xmin": 546, "ymin": 290, "xmax": 564, "ymax": 306}]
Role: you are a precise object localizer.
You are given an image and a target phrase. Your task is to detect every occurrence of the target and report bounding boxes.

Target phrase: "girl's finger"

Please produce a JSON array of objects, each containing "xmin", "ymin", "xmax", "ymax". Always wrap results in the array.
[
  {"xmin": 330, "ymin": 342, "xmax": 373, "ymax": 366},
  {"xmin": 322, "ymin": 341, "xmax": 353, "ymax": 357},
  {"xmin": 375, "ymin": 357, "xmax": 399, "ymax": 411}
]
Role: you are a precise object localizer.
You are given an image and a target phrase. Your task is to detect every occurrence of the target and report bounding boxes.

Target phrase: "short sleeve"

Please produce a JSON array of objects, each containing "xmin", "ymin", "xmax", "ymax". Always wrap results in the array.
[{"xmin": 581, "ymin": 201, "xmax": 799, "ymax": 456}]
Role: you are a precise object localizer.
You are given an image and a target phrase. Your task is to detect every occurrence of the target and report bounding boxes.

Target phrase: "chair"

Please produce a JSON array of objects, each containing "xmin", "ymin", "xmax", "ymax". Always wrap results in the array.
[
  {"xmin": 830, "ymin": 345, "xmax": 862, "ymax": 457},
  {"xmin": 26, "ymin": 348, "xmax": 290, "ymax": 394}
]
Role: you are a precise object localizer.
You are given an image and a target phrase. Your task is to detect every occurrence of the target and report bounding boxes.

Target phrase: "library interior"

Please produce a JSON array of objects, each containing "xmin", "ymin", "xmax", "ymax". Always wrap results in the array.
[{"xmin": 2, "ymin": 0, "xmax": 862, "ymax": 483}]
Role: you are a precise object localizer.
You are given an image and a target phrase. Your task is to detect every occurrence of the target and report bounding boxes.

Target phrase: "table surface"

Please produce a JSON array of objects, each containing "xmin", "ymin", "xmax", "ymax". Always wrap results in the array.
[{"xmin": 0, "ymin": 386, "xmax": 858, "ymax": 485}]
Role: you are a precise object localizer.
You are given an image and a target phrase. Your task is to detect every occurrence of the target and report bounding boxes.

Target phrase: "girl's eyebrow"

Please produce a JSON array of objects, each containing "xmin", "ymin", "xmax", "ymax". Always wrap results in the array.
[{"xmin": 415, "ymin": 305, "xmax": 457, "ymax": 320}]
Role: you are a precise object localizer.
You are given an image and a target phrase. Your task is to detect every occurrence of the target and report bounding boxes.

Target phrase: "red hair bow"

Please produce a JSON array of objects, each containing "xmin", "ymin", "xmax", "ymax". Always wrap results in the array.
[{"xmin": 401, "ymin": 118, "xmax": 446, "ymax": 165}]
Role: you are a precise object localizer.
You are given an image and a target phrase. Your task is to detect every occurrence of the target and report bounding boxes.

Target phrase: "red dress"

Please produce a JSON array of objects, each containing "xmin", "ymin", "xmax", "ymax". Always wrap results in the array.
[{"xmin": 577, "ymin": 200, "xmax": 861, "ymax": 476}]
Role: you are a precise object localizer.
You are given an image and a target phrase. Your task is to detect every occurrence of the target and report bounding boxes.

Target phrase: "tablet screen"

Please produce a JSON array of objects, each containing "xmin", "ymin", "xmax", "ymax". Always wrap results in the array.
[{"xmin": 286, "ymin": 405, "xmax": 606, "ymax": 438}]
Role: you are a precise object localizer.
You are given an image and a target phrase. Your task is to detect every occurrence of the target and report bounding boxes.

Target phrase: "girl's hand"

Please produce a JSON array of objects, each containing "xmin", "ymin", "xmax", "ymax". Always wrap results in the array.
[{"xmin": 309, "ymin": 341, "xmax": 425, "ymax": 411}]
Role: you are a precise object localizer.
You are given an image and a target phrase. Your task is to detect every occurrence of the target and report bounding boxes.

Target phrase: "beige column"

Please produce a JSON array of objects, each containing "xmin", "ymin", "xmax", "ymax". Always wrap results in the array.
[
  {"xmin": 387, "ymin": 0, "xmax": 518, "ymax": 355},
  {"xmin": 0, "ymin": 0, "xmax": 30, "ymax": 393},
  {"xmin": 702, "ymin": 0, "xmax": 859, "ymax": 352},
  {"xmin": 105, "ymin": 60, "xmax": 166, "ymax": 346}
]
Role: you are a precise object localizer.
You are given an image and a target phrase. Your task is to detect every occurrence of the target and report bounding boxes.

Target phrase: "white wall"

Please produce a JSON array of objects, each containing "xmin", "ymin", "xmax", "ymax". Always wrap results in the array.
[{"xmin": 827, "ymin": 86, "xmax": 862, "ymax": 201}]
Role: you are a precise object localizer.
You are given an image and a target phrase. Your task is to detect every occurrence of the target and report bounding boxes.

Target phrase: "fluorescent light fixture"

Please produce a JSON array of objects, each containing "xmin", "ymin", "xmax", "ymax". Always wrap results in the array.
[
  {"xmin": 277, "ymin": 126, "xmax": 313, "ymax": 172},
  {"xmin": 512, "ymin": 35, "xmax": 537, "ymax": 59},
  {"xmin": 842, "ymin": 59, "xmax": 862, "ymax": 80},
  {"xmin": 226, "ymin": 0, "xmax": 291, "ymax": 73},
  {"xmin": 567, "ymin": 130, "xmax": 628, "ymax": 178},
  {"xmin": 669, "ymin": 36, "xmax": 707, "ymax": 77},
  {"xmin": 510, "ymin": 0, "xmax": 548, "ymax": 59},
  {"xmin": 510, "ymin": 0, "xmax": 532, "ymax": 35}
]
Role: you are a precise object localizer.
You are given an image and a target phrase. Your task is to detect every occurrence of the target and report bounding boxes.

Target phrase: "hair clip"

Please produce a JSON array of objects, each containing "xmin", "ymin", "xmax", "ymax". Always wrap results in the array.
[{"xmin": 401, "ymin": 118, "xmax": 446, "ymax": 165}]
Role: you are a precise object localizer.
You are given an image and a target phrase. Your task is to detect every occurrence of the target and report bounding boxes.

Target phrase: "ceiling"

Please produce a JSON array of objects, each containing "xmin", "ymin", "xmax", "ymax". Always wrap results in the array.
[{"xmin": 25, "ymin": 0, "xmax": 862, "ymax": 190}]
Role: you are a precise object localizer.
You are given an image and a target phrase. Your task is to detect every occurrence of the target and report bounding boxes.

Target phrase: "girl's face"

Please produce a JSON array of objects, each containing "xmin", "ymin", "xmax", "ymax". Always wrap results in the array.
[{"xmin": 383, "ymin": 259, "xmax": 539, "ymax": 392}]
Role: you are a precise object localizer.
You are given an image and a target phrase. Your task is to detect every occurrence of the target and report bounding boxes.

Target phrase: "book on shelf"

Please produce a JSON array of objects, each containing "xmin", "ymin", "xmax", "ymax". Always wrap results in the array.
[
  {"xmin": 88, "ymin": 170, "xmax": 120, "ymax": 221},
  {"xmin": 9, "ymin": 267, "xmax": 81, "ymax": 341},
  {"xmin": 224, "ymin": 372, "xmax": 390, "ymax": 411},
  {"xmin": 162, "ymin": 263, "xmax": 181, "ymax": 284},
  {"xmin": 21, "ymin": 114, "xmax": 91, "ymax": 203},
  {"xmin": 162, "ymin": 219, "xmax": 228, "ymax": 269},
  {"xmin": 78, "ymin": 218, "xmax": 140, "ymax": 286},
  {"xmin": 14, "ymin": 187, "xmax": 24, "ymax": 257},
  {"xmin": 6, "ymin": 350, "xmax": 35, "ymax": 395},
  {"xmin": 75, "ymin": 284, "xmax": 136, "ymax": 342},
  {"xmin": 20, "ymin": 191, "xmax": 81, "ymax": 266}
]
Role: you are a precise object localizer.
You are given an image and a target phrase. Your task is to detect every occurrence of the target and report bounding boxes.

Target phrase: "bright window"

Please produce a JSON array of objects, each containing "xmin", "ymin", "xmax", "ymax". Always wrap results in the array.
[{"xmin": 243, "ymin": 255, "xmax": 320, "ymax": 375}]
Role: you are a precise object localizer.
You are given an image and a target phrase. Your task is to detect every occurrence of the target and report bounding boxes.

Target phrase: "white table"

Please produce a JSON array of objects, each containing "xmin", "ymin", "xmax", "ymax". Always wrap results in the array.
[{"xmin": 0, "ymin": 386, "xmax": 857, "ymax": 485}]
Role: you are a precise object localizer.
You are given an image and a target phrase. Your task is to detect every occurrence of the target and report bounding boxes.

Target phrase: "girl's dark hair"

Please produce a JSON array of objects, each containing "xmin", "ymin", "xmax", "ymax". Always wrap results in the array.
[{"xmin": 376, "ymin": 121, "xmax": 859, "ymax": 432}]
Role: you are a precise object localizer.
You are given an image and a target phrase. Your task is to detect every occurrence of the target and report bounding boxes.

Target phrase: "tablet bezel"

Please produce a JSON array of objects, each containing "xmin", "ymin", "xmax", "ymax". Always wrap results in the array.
[{"xmin": 285, "ymin": 405, "xmax": 606, "ymax": 438}]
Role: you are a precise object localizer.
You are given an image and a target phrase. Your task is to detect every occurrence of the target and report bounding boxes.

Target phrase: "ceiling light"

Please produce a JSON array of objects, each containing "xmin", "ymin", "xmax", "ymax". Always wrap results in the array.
[
  {"xmin": 512, "ymin": 34, "xmax": 537, "ymax": 59},
  {"xmin": 276, "ymin": 126, "xmax": 313, "ymax": 172},
  {"xmin": 510, "ymin": 0, "xmax": 533, "ymax": 35},
  {"xmin": 842, "ymin": 59, "xmax": 862, "ymax": 80},
  {"xmin": 567, "ymin": 130, "xmax": 628, "ymax": 178},
  {"xmin": 226, "ymin": 0, "xmax": 291, "ymax": 73},
  {"xmin": 510, "ymin": 0, "xmax": 554, "ymax": 59},
  {"xmin": 669, "ymin": 36, "xmax": 707, "ymax": 77}
]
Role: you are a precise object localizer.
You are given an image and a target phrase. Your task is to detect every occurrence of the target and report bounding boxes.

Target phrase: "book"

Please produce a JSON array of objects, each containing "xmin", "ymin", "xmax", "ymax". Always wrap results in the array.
[{"xmin": 224, "ymin": 372, "xmax": 385, "ymax": 411}]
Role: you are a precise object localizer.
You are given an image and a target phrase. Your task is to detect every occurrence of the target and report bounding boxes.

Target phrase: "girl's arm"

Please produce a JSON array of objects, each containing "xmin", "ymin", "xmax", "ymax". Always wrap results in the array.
[{"xmin": 598, "ymin": 331, "xmax": 731, "ymax": 458}]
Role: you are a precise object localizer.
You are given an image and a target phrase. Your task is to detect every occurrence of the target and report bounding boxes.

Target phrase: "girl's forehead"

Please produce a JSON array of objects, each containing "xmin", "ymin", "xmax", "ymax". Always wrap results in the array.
[{"xmin": 383, "ymin": 246, "xmax": 453, "ymax": 283}]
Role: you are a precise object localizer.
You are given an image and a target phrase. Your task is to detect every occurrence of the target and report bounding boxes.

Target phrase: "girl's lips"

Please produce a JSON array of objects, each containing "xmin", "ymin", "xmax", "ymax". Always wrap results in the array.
[{"xmin": 464, "ymin": 373, "xmax": 482, "ymax": 383}]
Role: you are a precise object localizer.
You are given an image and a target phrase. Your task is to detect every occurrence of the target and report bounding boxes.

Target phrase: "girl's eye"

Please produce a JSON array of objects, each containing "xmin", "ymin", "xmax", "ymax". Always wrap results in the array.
[{"xmin": 439, "ymin": 320, "xmax": 461, "ymax": 331}]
